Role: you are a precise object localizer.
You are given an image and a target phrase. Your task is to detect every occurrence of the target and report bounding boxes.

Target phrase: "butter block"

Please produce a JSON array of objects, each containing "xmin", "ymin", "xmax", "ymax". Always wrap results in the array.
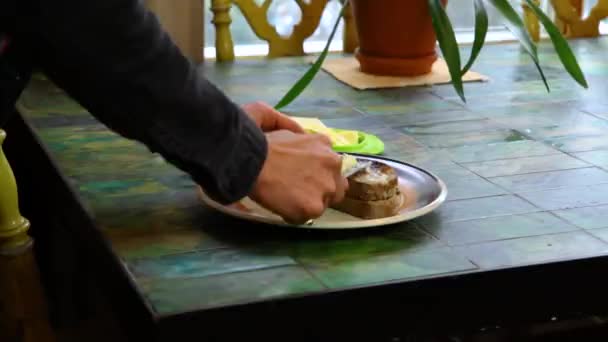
[{"xmin": 291, "ymin": 117, "xmax": 359, "ymax": 147}]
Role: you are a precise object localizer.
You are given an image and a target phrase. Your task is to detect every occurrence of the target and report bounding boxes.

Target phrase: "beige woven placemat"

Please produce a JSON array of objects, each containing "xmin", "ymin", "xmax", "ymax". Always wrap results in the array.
[{"xmin": 320, "ymin": 57, "xmax": 489, "ymax": 90}]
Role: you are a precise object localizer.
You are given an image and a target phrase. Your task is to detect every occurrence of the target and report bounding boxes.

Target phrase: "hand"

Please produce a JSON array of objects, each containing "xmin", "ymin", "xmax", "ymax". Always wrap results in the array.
[
  {"xmin": 250, "ymin": 130, "xmax": 348, "ymax": 224},
  {"xmin": 242, "ymin": 101, "xmax": 304, "ymax": 133}
]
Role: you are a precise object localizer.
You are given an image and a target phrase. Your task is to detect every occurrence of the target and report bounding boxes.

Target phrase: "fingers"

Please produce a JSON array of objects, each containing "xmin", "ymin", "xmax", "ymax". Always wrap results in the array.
[
  {"xmin": 248, "ymin": 127, "xmax": 347, "ymax": 226},
  {"xmin": 331, "ymin": 177, "xmax": 348, "ymax": 205},
  {"xmin": 243, "ymin": 101, "xmax": 305, "ymax": 133},
  {"xmin": 283, "ymin": 199, "xmax": 326, "ymax": 225},
  {"xmin": 312, "ymin": 132, "xmax": 333, "ymax": 147},
  {"xmin": 275, "ymin": 112, "xmax": 305, "ymax": 133}
]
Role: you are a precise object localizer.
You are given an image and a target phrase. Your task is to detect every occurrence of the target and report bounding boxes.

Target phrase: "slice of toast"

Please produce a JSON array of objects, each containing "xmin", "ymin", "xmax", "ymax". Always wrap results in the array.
[
  {"xmin": 346, "ymin": 161, "xmax": 398, "ymax": 201},
  {"xmin": 333, "ymin": 160, "xmax": 403, "ymax": 219},
  {"xmin": 332, "ymin": 190, "xmax": 403, "ymax": 220}
]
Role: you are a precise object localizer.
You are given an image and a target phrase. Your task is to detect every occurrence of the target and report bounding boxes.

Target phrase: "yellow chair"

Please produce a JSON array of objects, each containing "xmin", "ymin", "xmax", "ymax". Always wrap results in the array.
[
  {"xmin": 211, "ymin": 0, "xmax": 358, "ymax": 61},
  {"xmin": 523, "ymin": 0, "xmax": 542, "ymax": 42},
  {"xmin": 551, "ymin": 0, "xmax": 608, "ymax": 38},
  {"xmin": 0, "ymin": 129, "xmax": 55, "ymax": 342},
  {"xmin": 524, "ymin": 0, "xmax": 608, "ymax": 40}
]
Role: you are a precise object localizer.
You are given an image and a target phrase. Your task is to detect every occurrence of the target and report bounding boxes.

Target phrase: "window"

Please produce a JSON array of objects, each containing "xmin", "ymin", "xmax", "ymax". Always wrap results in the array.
[{"xmin": 203, "ymin": 0, "xmax": 607, "ymax": 58}]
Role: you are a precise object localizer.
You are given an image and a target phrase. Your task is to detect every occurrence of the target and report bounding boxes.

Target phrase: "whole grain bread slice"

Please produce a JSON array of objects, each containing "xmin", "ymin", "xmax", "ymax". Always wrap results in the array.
[
  {"xmin": 332, "ymin": 190, "xmax": 403, "ymax": 219},
  {"xmin": 346, "ymin": 161, "xmax": 399, "ymax": 201}
]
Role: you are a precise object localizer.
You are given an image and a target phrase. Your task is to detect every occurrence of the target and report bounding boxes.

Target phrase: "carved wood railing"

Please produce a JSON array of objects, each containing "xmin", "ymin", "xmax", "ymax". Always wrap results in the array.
[
  {"xmin": 524, "ymin": 0, "xmax": 608, "ymax": 41},
  {"xmin": 552, "ymin": 0, "xmax": 608, "ymax": 38},
  {"xmin": 0, "ymin": 129, "xmax": 56, "ymax": 342},
  {"xmin": 523, "ymin": 0, "xmax": 542, "ymax": 41},
  {"xmin": 209, "ymin": 0, "xmax": 606, "ymax": 62},
  {"xmin": 211, "ymin": 0, "xmax": 358, "ymax": 61}
]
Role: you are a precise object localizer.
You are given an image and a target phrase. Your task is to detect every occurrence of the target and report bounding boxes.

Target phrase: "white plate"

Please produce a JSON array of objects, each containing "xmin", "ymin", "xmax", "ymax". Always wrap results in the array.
[{"xmin": 197, "ymin": 155, "xmax": 447, "ymax": 230}]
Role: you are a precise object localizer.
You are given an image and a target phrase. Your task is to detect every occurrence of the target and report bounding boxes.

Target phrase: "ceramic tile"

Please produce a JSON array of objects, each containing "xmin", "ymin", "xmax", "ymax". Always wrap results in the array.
[
  {"xmin": 417, "ymin": 195, "xmax": 540, "ymax": 225},
  {"xmin": 518, "ymin": 183, "xmax": 608, "ymax": 210},
  {"xmin": 357, "ymin": 97, "xmax": 463, "ymax": 115},
  {"xmin": 381, "ymin": 136, "xmax": 428, "ymax": 156},
  {"xmin": 106, "ymin": 228, "xmax": 225, "ymax": 260},
  {"xmin": 444, "ymin": 176, "xmax": 507, "ymax": 201},
  {"xmin": 546, "ymin": 135, "xmax": 608, "ymax": 153},
  {"xmin": 442, "ymin": 140, "xmax": 560, "ymax": 163},
  {"xmin": 140, "ymin": 266, "xmax": 324, "ymax": 314},
  {"xmin": 579, "ymin": 102, "xmax": 608, "ymax": 119},
  {"xmin": 429, "ymin": 164, "xmax": 481, "ymax": 182},
  {"xmin": 282, "ymin": 99, "xmax": 364, "ymax": 120},
  {"xmin": 552, "ymin": 204, "xmax": 608, "ymax": 230},
  {"xmin": 413, "ymin": 129, "xmax": 529, "ymax": 149},
  {"xmin": 422, "ymin": 212, "xmax": 578, "ymax": 246},
  {"xmin": 322, "ymin": 116, "xmax": 388, "ymax": 131},
  {"xmin": 462, "ymin": 154, "xmax": 590, "ymax": 178},
  {"xmin": 307, "ymin": 247, "xmax": 476, "ymax": 289},
  {"xmin": 400, "ymin": 119, "xmax": 504, "ymax": 136},
  {"xmin": 455, "ymin": 231, "xmax": 608, "ymax": 269},
  {"xmin": 360, "ymin": 125, "xmax": 429, "ymax": 154},
  {"xmin": 523, "ymin": 123, "xmax": 608, "ymax": 140},
  {"xmin": 490, "ymin": 110, "xmax": 608, "ymax": 133},
  {"xmin": 377, "ymin": 110, "xmax": 484, "ymax": 127},
  {"xmin": 430, "ymin": 79, "xmax": 519, "ymax": 98},
  {"xmin": 129, "ymin": 248, "xmax": 296, "ymax": 280},
  {"xmin": 488, "ymin": 167, "xmax": 608, "ymax": 193},
  {"xmin": 386, "ymin": 150, "xmax": 458, "ymax": 170},
  {"xmin": 573, "ymin": 150, "xmax": 608, "ymax": 168},
  {"xmin": 281, "ymin": 224, "xmax": 442, "ymax": 264},
  {"xmin": 587, "ymin": 228, "xmax": 608, "ymax": 243},
  {"xmin": 474, "ymin": 101, "xmax": 583, "ymax": 119}
]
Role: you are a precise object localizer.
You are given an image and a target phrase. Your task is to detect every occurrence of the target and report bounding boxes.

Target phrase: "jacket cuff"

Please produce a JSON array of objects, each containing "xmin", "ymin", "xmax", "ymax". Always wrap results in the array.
[
  {"xmin": 199, "ymin": 112, "xmax": 268, "ymax": 204},
  {"xmin": 148, "ymin": 108, "xmax": 268, "ymax": 205}
]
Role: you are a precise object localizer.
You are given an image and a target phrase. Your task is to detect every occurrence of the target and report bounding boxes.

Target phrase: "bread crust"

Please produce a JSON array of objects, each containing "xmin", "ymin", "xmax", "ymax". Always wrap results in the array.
[
  {"xmin": 333, "ymin": 160, "xmax": 403, "ymax": 219},
  {"xmin": 332, "ymin": 190, "xmax": 403, "ymax": 219},
  {"xmin": 346, "ymin": 162, "xmax": 398, "ymax": 201}
]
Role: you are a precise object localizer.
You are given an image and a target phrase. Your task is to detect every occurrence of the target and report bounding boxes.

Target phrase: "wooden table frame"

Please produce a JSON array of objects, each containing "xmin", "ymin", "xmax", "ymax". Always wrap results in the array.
[{"xmin": 0, "ymin": 128, "xmax": 55, "ymax": 342}]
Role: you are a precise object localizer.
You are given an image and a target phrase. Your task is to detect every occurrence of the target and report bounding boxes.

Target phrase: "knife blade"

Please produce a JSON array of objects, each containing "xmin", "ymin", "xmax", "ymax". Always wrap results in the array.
[{"xmin": 342, "ymin": 158, "xmax": 371, "ymax": 178}]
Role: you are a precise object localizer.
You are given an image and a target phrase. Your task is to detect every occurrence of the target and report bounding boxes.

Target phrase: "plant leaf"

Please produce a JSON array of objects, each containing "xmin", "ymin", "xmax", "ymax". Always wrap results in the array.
[
  {"xmin": 524, "ymin": 0, "xmax": 588, "ymax": 88},
  {"xmin": 462, "ymin": 0, "xmax": 488, "ymax": 75},
  {"xmin": 485, "ymin": 0, "xmax": 550, "ymax": 91},
  {"xmin": 429, "ymin": 0, "xmax": 465, "ymax": 102},
  {"xmin": 485, "ymin": 0, "xmax": 537, "ymax": 58},
  {"xmin": 274, "ymin": 1, "xmax": 347, "ymax": 110}
]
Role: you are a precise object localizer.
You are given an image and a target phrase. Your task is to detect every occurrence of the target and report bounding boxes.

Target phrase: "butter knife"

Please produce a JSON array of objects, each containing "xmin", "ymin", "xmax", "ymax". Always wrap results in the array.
[{"xmin": 342, "ymin": 159, "xmax": 371, "ymax": 178}]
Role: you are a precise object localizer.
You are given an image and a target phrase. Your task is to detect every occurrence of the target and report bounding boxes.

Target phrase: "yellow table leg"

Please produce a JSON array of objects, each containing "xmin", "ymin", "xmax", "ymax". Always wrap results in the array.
[{"xmin": 0, "ymin": 129, "xmax": 55, "ymax": 342}]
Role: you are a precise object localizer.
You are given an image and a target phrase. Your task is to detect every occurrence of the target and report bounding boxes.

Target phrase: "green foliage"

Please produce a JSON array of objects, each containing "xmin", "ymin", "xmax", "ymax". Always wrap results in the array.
[
  {"xmin": 274, "ymin": 0, "xmax": 347, "ymax": 109},
  {"xmin": 275, "ymin": 0, "xmax": 588, "ymax": 108}
]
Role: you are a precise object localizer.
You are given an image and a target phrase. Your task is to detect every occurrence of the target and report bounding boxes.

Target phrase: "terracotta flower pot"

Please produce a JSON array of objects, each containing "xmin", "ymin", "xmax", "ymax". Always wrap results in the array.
[{"xmin": 350, "ymin": 0, "xmax": 447, "ymax": 76}]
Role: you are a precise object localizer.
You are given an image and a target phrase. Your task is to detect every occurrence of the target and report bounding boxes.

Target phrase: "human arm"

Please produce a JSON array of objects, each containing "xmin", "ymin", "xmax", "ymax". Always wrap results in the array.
[
  {"xmin": 27, "ymin": 0, "xmax": 346, "ymax": 222},
  {"xmin": 32, "ymin": 0, "xmax": 264, "ymax": 204}
]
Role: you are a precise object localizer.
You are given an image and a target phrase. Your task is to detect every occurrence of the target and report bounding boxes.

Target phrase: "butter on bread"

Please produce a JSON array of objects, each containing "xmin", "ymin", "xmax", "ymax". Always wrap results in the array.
[
  {"xmin": 333, "ymin": 161, "xmax": 403, "ymax": 219},
  {"xmin": 346, "ymin": 162, "xmax": 399, "ymax": 201},
  {"xmin": 341, "ymin": 154, "xmax": 358, "ymax": 174},
  {"xmin": 290, "ymin": 117, "xmax": 359, "ymax": 147}
]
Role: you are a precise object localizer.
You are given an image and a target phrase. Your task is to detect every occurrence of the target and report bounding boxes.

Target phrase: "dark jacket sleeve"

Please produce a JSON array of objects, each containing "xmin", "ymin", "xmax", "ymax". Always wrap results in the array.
[{"xmin": 29, "ymin": 0, "xmax": 267, "ymax": 204}]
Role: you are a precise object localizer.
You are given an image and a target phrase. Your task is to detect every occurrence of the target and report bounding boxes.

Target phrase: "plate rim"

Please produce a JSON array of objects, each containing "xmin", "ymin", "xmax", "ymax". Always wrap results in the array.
[{"xmin": 197, "ymin": 154, "xmax": 448, "ymax": 230}]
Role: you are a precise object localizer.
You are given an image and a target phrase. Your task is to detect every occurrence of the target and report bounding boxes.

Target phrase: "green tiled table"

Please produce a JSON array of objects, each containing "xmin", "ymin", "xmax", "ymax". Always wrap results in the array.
[{"xmin": 13, "ymin": 37, "xmax": 608, "ymax": 339}]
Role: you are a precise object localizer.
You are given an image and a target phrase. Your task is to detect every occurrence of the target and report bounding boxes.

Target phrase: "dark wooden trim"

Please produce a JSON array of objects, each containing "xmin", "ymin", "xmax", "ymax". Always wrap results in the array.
[{"xmin": 4, "ymin": 112, "xmax": 158, "ymax": 341}]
